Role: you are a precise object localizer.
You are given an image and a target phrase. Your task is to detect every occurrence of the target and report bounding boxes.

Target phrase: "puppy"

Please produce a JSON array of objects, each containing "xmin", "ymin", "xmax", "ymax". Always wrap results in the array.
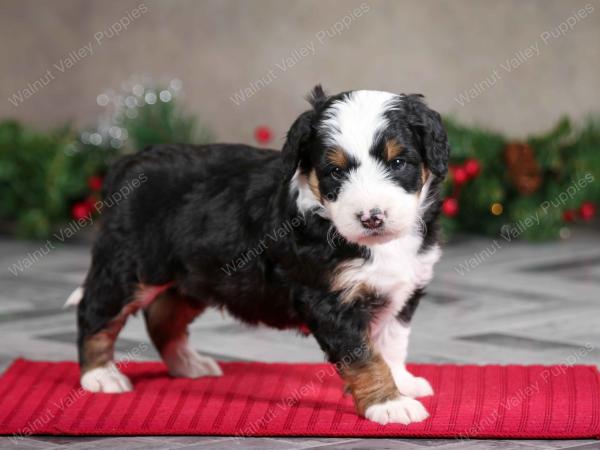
[{"xmin": 70, "ymin": 86, "xmax": 449, "ymax": 425}]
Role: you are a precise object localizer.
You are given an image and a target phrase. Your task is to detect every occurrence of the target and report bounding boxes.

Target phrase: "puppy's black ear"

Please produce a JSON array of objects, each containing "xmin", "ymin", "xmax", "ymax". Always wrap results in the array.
[
  {"xmin": 403, "ymin": 94, "xmax": 450, "ymax": 178},
  {"xmin": 307, "ymin": 84, "xmax": 328, "ymax": 110},
  {"xmin": 281, "ymin": 85, "xmax": 328, "ymax": 182},
  {"xmin": 281, "ymin": 110, "xmax": 314, "ymax": 182}
]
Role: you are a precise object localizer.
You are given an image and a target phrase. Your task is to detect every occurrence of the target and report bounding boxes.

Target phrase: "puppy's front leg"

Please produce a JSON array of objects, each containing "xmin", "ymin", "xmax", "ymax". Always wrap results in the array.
[
  {"xmin": 297, "ymin": 290, "xmax": 429, "ymax": 425},
  {"xmin": 372, "ymin": 316, "xmax": 433, "ymax": 398},
  {"xmin": 340, "ymin": 352, "xmax": 430, "ymax": 425}
]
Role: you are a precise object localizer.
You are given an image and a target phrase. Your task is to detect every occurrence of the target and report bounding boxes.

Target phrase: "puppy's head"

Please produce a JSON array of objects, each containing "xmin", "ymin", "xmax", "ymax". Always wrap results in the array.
[{"xmin": 283, "ymin": 85, "xmax": 449, "ymax": 246}]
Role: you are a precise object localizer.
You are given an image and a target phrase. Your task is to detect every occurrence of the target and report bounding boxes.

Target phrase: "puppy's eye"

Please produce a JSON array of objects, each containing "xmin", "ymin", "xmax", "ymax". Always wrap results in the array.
[
  {"xmin": 329, "ymin": 167, "xmax": 343, "ymax": 179},
  {"xmin": 390, "ymin": 158, "xmax": 407, "ymax": 170}
]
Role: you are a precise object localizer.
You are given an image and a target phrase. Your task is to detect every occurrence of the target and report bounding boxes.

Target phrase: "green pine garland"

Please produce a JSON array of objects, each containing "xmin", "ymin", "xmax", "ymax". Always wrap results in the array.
[
  {"xmin": 0, "ymin": 83, "xmax": 212, "ymax": 238},
  {"xmin": 442, "ymin": 116, "xmax": 600, "ymax": 240},
  {"xmin": 0, "ymin": 121, "xmax": 109, "ymax": 238},
  {"xmin": 122, "ymin": 97, "xmax": 212, "ymax": 150}
]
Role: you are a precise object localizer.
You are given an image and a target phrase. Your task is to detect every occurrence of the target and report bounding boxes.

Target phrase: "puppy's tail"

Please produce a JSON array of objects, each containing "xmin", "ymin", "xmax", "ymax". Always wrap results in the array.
[{"xmin": 64, "ymin": 286, "xmax": 84, "ymax": 308}]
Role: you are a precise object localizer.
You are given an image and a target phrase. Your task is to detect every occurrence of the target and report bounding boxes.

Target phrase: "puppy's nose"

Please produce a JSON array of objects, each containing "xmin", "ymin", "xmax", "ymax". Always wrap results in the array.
[{"xmin": 358, "ymin": 208, "xmax": 385, "ymax": 230}]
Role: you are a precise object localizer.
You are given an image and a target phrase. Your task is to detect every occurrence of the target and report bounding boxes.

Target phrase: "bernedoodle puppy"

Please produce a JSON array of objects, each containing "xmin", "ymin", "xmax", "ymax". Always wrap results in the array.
[{"xmin": 67, "ymin": 85, "xmax": 449, "ymax": 425}]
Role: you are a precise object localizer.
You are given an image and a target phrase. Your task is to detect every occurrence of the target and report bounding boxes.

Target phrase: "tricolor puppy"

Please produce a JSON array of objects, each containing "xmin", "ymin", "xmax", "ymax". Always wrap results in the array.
[{"xmin": 70, "ymin": 86, "xmax": 449, "ymax": 425}]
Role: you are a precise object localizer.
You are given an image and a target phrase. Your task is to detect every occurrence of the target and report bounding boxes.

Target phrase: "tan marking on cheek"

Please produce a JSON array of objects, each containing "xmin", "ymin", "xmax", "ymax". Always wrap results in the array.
[
  {"xmin": 327, "ymin": 147, "xmax": 349, "ymax": 168},
  {"xmin": 418, "ymin": 165, "xmax": 430, "ymax": 200},
  {"xmin": 384, "ymin": 139, "xmax": 404, "ymax": 161},
  {"xmin": 421, "ymin": 165, "xmax": 429, "ymax": 184},
  {"xmin": 339, "ymin": 352, "xmax": 400, "ymax": 415},
  {"xmin": 308, "ymin": 170, "xmax": 321, "ymax": 200}
]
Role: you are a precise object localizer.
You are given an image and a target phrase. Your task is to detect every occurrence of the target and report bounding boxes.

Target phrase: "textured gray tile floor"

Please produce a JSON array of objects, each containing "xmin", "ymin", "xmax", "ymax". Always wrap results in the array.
[{"xmin": 0, "ymin": 227, "xmax": 599, "ymax": 450}]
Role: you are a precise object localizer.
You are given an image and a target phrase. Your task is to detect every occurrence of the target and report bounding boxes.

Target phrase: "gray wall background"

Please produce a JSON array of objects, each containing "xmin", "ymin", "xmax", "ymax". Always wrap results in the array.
[{"xmin": 1, "ymin": 0, "xmax": 599, "ymax": 146}]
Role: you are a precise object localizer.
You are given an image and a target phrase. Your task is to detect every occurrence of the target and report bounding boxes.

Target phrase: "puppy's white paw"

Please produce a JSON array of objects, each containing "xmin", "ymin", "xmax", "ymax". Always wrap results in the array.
[
  {"xmin": 365, "ymin": 397, "xmax": 429, "ymax": 425},
  {"xmin": 393, "ymin": 371, "xmax": 434, "ymax": 398},
  {"xmin": 406, "ymin": 376, "xmax": 434, "ymax": 397},
  {"xmin": 81, "ymin": 362, "xmax": 132, "ymax": 393},
  {"xmin": 165, "ymin": 344, "xmax": 223, "ymax": 378}
]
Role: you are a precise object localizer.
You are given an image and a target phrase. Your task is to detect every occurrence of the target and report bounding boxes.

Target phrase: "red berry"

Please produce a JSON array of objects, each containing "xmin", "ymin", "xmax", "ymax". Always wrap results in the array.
[
  {"xmin": 464, "ymin": 159, "xmax": 481, "ymax": 178},
  {"xmin": 562, "ymin": 210, "xmax": 576, "ymax": 223},
  {"xmin": 254, "ymin": 126, "xmax": 272, "ymax": 144},
  {"xmin": 71, "ymin": 202, "xmax": 92, "ymax": 221},
  {"xmin": 579, "ymin": 202, "xmax": 596, "ymax": 221},
  {"xmin": 87, "ymin": 175, "xmax": 103, "ymax": 191},
  {"xmin": 442, "ymin": 198, "xmax": 459, "ymax": 217},
  {"xmin": 452, "ymin": 167, "xmax": 468, "ymax": 185}
]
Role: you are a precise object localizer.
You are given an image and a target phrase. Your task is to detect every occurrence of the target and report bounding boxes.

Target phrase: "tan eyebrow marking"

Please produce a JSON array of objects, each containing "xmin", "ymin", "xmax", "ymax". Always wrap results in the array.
[
  {"xmin": 384, "ymin": 139, "xmax": 404, "ymax": 161},
  {"xmin": 326, "ymin": 147, "xmax": 350, "ymax": 168}
]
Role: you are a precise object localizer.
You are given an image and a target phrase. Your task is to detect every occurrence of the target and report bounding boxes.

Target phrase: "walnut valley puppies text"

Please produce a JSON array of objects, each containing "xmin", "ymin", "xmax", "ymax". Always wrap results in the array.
[
  {"xmin": 454, "ymin": 3, "xmax": 594, "ymax": 106},
  {"xmin": 229, "ymin": 3, "xmax": 371, "ymax": 106},
  {"xmin": 7, "ymin": 173, "xmax": 147, "ymax": 277},
  {"xmin": 7, "ymin": 3, "xmax": 148, "ymax": 107}
]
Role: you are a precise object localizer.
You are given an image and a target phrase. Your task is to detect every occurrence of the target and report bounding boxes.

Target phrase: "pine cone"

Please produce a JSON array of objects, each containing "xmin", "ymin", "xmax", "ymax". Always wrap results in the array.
[{"xmin": 504, "ymin": 142, "xmax": 542, "ymax": 195}]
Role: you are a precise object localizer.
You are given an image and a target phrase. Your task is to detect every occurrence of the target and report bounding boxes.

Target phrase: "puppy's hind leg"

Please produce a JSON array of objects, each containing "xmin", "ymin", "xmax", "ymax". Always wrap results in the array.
[
  {"xmin": 144, "ymin": 291, "xmax": 222, "ymax": 378},
  {"xmin": 77, "ymin": 261, "xmax": 138, "ymax": 393}
]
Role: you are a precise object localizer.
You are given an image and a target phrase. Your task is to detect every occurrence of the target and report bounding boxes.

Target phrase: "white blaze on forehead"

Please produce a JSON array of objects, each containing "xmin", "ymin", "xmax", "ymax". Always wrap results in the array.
[{"xmin": 319, "ymin": 90, "xmax": 398, "ymax": 161}]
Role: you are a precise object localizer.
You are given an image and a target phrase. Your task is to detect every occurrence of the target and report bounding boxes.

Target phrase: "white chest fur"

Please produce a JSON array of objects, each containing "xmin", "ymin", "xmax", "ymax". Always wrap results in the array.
[{"xmin": 336, "ymin": 235, "xmax": 441, "ymax": 330}]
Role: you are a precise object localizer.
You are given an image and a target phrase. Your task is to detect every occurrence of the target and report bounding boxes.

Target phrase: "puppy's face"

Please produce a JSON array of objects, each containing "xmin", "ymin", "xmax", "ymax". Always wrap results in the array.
[{"xmin": 284, "ymin": 87, "xmax": 449, "ymax": 247}]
